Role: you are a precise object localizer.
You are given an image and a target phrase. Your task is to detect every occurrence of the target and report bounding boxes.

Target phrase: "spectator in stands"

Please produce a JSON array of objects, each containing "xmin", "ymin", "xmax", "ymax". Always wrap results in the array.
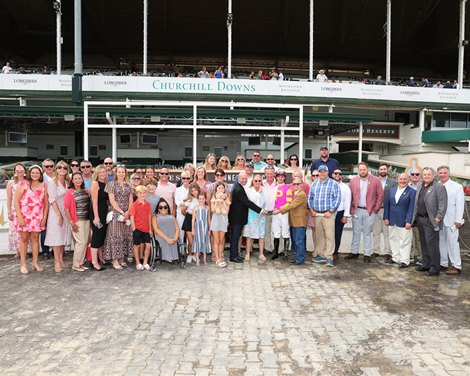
[
  {"xmin": 214, "ymin": 66, "xmax": 224, "ymax": 79},
  {"xmin": 315, "ymin": 69, "xmax": 328, "ymax": 83},
  {"xmin": 310, "ymin": 145, "xmax": 340, "ymax": 179},
  {"xmin": 421, "ymin": 78, "xmax": 430, "ymax": 87},
  {"xmin": 261, "ymin": 71, "xmax": 270, "ymax": 80},
  {"xmin": 375, "ymin": 75, "xmax": 385, "ymax": 85},
  {"xmin": 433, "ymin": 81, "xmax": 444, "ymax": 88},
  {"xmin": 248, "ymin": 71, "xmax": 256, "ymax": 79},
  {"xmin": 406, "ymin": 77, "xmax": 416, "ymax": 87},
  {"xmin": 197, "ymin": 66, "xmax": 210, "ymax": 78},
  {"xmin": 2, "ymin": 61, "xmax": 13, "ymax": 74},
  {"xmin": 453, "ymin": 80, "xmax": 459, "ymax": 89},
  {"xmin": 257, "ymin": 70, "xmax": 263, "ymax": 80},
  {"xmin": 278, "ymin": 71, "xmax": 284, "ymax": 81},
  {"xmin": 444, "ymin": 81, "xmax": 454, "ymax": 89},
  {"xmin": 18, "ymin": 66, "xmax": 26, "ymax": 74},
  {"xmin": 42, "ymin": 65, "xmax": 51, "ymax": 75},
  {"xmin": 269, "ymin": 68, "xmax": 278, "ymax": 80}
]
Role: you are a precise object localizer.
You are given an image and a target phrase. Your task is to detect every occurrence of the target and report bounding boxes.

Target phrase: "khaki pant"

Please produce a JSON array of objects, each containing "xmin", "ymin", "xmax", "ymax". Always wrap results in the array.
[
  {"xmin": 372, "ymin": 208, "xmax": 391, "ymax": 255},
  {"xmin": 72, "ymin": 220, "xmax": 90, "ymax": 268},
  {"xmin": 389, "ymin": 225, "xmax": 413, "ymax": 265},
  {"xmin": 411, "ymin": 226, "xmax": 422, "ymax": 259},
  {"xmin": 315, "ymin": 215, "xmax": 336, "ymax": 260}
]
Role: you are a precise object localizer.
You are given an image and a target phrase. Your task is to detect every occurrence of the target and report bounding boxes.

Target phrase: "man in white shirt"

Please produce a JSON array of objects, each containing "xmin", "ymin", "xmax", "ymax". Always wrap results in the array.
[
  {"xmin": 437, "ymin": 166, "xmax": 464, "ymax": 275},
  {"xmin": 2, "ymin": 61, "xmax": 12, "ymax": 74},
  {"xmin": 262, "ymin": 166, "xmax": 277, "ymax": 254},
  {"xmin": 315, "ymin": 69, "xmax": 328, "ymax": 83},
  {"xmin": 262, "ymin": 154, "xmax": 280, "ymax": 173},
  {"xmin": 332, "ymin": 169, "xmax": 351, "ymax": 259},
  {"xmin": 156, "ymin": 168, "xmax": 176, "ymax": 216}
]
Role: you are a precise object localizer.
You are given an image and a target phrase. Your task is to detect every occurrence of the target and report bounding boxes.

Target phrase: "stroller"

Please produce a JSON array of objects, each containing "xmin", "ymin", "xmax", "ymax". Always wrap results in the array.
[{"xmin": 149, "ymin": 236, "xmax": 187, "ymax": 271}]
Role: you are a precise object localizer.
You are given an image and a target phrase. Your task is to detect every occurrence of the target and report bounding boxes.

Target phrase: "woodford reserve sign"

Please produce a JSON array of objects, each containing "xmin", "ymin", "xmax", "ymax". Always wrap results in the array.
[{"xmin": 335, "ymin": 123, "xmax": 400, "ymax": 139}]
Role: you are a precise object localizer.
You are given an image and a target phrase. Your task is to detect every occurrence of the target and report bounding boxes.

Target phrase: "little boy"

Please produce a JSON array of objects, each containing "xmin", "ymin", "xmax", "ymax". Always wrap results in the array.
[{"xmin": 130, "ymin": 185, "xmax": 153, "ymax": 270}]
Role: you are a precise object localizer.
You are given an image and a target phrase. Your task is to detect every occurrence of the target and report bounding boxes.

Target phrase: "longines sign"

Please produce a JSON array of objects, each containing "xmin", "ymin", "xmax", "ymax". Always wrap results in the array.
[{"xmin": 1, "ymin": 75, "xmax": 470, "ymax": 105}]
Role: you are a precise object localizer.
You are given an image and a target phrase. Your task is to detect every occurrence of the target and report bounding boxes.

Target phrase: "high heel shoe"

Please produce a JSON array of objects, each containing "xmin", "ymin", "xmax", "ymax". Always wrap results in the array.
[
  {"xmin": 32, "ymin": 263, "xmax": 43, "ymax": 272},
  {"xmin": 91, "ymin": 264, "xmax": 106, "ymax": 271},
  {"xmin": 20, "ymin": 266, "xmax": 29, "ymax": 275}
]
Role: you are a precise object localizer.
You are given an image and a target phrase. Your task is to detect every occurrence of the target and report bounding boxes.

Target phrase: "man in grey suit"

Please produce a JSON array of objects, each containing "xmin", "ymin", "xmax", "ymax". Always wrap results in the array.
[{"xmin": 412, "ymin": 167, "xmax": 447, "ymax": 276}]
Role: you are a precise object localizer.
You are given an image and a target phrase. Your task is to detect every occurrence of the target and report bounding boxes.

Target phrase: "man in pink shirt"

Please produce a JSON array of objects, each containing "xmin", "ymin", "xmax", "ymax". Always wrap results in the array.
[
  {"xmin": 156, "ymin": 168, "xmax": 176, "ymax": 216},
  {"xmin": 346, "ymin": 162, "xmax": 384, "ymax": 263}
]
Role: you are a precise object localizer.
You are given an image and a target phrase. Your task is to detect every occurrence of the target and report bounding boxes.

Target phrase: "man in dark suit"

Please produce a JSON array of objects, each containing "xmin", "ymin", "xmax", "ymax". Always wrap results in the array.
[
  {"xmin": 228, "ymin": 171, "xmax": 263, "ymax": 263},
  {"xmin": 412, "ymin": 167, "xmax": 447, "ymax": 276},
  {"xmin": 383, "ymin": 173, "xmax": 416, "ymax": 268}
]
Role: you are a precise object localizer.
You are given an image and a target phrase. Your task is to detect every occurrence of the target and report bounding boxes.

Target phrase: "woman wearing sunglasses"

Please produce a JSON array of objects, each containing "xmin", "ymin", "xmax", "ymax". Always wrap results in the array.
[
  {"xmin": 45, "ymin": 161, "xmax": 72, "ymax": 272},
  {"xmin": 233, "ymin": 154, "xmax": 246, "ymax": 170},
  {"xmin": 217, "ymin": 156, "xmax": 232, "ymax": 171},
  {"xmin": 153, "ymin": 198, "xmax": 180, "ymax": 263},
  {"xmin": 287, "ymin": 154, "xmax": 301, "ymax": 172}
]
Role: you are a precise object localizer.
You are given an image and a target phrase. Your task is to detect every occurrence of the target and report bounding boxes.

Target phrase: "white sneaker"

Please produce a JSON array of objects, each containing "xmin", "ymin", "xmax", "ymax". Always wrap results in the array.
[{"xmin": 186, "ymin": 255, "xmax": 193, "ymax": 263}]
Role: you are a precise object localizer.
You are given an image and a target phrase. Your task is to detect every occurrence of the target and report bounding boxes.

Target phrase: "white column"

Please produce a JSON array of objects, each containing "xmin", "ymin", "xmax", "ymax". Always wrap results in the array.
[
  {"xmin": 112, "ymin": 121, "xmax": 117, "ymax": 162},
  {"xmin": 83, "ymin": 103, "xmax": 88, "ymax": 160},
  {"xmin": 280, "ymin": 129, "xmax": 285, "ymax": 166},
  {"xmin": 309, "ymin": 0, "xmax": 314, "ymax": 81},
  {"xmin": 419, "ymin": 109, "xmax": 425, "ymax": 133},
  {"xmin": 143, "ymin": 0, "xmax": 148, "ymax": 75},
  {"xmin": 299, "ymin": 107, "xmax": 304, "ymax": 167},
  {"xmin": 74, "ymin": 0, "xmax": 82, "ymax": 74},
  {"xmin": 55, "ymin": 0, "xmax": 62, "ymax": 75},
  {"xmin": 386, "ymin": 0, "xmax": 392, "ymax": 84},
  {"xmin": 358, "ymin": 122, "xmax": 363, "ymax": 164},
  {"xmin": 227, "ymin": 0, "xmax": 233, "ymax": 79},
  {"xmin": 193, "ymin": 105, "xmax": 198, "ymax": 166},
  {"xmin": 458, "ymin": 0, "xmax": 467, "ymax": 88}
]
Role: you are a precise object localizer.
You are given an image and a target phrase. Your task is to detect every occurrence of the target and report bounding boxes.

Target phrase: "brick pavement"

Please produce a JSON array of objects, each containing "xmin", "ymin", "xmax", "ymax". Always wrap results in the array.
[{"xmin": 0, "ymin": 253, "xmax": 469, "ymax": 375}]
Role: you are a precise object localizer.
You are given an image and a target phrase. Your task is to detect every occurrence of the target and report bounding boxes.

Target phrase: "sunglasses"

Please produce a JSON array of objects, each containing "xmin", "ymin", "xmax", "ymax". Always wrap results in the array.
[
  {"xmin": 410, "ymin": 173, "xmax": 420, "ymax": 176},
  {"xmin": 160, "ymin": 173, "xmax": 169, "ymax": 176},
  {"xmin": 266, "ymin": 158, "xmax": 274, "ymax": 160},
  {"xmin": 290, "ymin": 158, "xmax": 298, "ymax": 161},
  {"xmin": 215, "ymin": 173, "xmax": 224, "ymax": 177},
  {"xmin": 333, "ymin": 172, "xmax": 342, "ymax": 175},
  {"xmin": 220, "ymin": 160, "xmax": 228, "ymax": 163},
  {"xmin": 236, "ymin": 158, "xmax": 245, "ymax": 161},
  {"xmin": 312, "ymin": 174, "xmax": 319, "ymax": 177},
  {"xmin": 104, "ymin": 162, "xmax": 113, "ymax": 165},
  {"xmin": 158, "ymin": 205, "xmax": 168, "ymax": 210},
  {"xmin": 81, "ymin": 165, "xmax": 92, "ymax": 169},
  {"xmin": 132, "ymin": 177, "xmax": 141, "ymax": 180},
  {"xmin": 182, "ymin": 177, "xmax": 191, "ymax": 180},
  {"xmin": 293, "ymin": 183, "xmax": 301, "ymax": 186},
  {"xmin": 253, "ymin": 180, "xmax": 262, "ymax": 182},
  {"xmin": 43, "ymin": 165, "xmax": 54, "ymax": 168},
  {"xmin": 56, "ymin": 166, "xmax": 68, "ymax": 170},
  {"xmin": 70, "ymin": 163, "xmax": 79, "ymax": 167},
  {"xmin": 253, "ymin": 154, "xmax": 260, "ymax": 157}
]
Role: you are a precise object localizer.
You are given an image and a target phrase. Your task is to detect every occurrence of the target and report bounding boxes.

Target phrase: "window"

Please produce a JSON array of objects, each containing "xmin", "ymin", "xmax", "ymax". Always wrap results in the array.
[
  {"xmin": 202, "ymin": 146, "xmax": 210, "ymax": 152},
  {"xmin": 120, "ymin": 134, "xmax": 131, "ymax": 144},
  {"xmin": 142, "ymin": 133, "xmax": 158, "ymax": 145},
  {"xmin": 185, "ymin": 147, "xmax": 193, "ymax": 157},
  {"xmin": 99, "ymin": 144, "xmax": 107, "ymax": 150},
  {"xmin": 214, "ymin": 147, "xmax": 222, "ymax": 157},
  {"xmin": 304, "ymin": 149, "xmax": 312, "ymax": 160},
  {"xmin": 8, "ymin": 132, "xmax": 27, "ymax": 143},
  {"xmin": 433, "ymin": 113, "xmax": 450, "ymax": 128},
  {"xmin": 451, "ymin": 113, "xmax": 467, "ymax": 128},
  {"xmin": 60, "ymin": 145, "xmax": 68, "ymax": 156},
  {"xmin": 90, "ymin": 145, "xmax": 98, "ymax": 156},
  {"xmin": 46, "ymin": 144, "xmax": 54, "ymax": 150}
]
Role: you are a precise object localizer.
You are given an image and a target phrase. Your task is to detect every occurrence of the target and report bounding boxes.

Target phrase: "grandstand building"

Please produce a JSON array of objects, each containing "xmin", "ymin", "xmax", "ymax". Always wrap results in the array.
[{"xmin": 1, "ymin": 0, "xmax": 470, "ymax": 174}]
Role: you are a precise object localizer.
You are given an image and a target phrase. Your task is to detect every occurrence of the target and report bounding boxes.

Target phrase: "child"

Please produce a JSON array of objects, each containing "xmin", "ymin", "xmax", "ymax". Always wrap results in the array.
[
  {"xmin": 191, "ymin": 193, "xmax": 211, "ymax": 266},
  {"xmin": 210, "ymin": 182, "xmax": 230, "ymax": 267},
  {"xmin": 129, "ymin": 185, "xmax": 152, "ymax": 270}
]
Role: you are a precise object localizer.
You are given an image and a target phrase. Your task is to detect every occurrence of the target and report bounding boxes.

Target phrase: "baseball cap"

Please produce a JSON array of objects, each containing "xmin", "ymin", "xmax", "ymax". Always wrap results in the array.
[
  {"xmin": 318, "ymin": 165, "xmax": 329, "ymax": 172},
  {"xmin": 320, "ymin": 145, "xmax": 328, "ymax": 150},
  {"xmin": 246, "ymin": 162, "xmax": 254, "ymax": 168}
]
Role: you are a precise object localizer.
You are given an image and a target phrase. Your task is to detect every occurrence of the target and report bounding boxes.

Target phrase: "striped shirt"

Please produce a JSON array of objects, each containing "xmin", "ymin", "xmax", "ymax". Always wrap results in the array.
[
  {"xmin": 308, "ymin": 178, "xmax": 341, "ymax": 213},
  {"xmin": 74, "ymin": 189, "xmax": 90, "ymax": 220}
]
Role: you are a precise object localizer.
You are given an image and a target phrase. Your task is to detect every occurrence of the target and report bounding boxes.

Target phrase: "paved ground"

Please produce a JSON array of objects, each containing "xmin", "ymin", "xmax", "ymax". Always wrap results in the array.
[{"xmin": 0, "ymin": 248, "xmax": 469, "ymax": 376}]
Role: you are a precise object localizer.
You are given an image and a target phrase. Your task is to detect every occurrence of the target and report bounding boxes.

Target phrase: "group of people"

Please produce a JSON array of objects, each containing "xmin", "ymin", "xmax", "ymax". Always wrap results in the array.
[{"xmin": 5, "ymin": 148, "xmax": 464, "ymax": 277}]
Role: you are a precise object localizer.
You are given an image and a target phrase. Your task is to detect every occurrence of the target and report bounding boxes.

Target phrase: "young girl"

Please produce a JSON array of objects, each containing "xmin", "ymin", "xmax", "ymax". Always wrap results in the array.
[
  {"xmin": 181, "ymin": 182, "xmax": 200, "ymax": 263},
  {"xmin": 210, "ymin": 182, "xmax": 231, "ymax": 267},
  {"xmin": 191, "ymin": 193, "xmax": 211, "ymax": 266}
]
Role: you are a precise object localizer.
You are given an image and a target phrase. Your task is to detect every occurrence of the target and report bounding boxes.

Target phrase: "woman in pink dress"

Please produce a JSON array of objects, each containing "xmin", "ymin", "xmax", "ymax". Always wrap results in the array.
[
  {"xmin": 6, "ymin": 162, "xmax": 27, "ymax": 258},
  {"xmin": 194, "ymin": 165, "xmax": 209, "ymax": 194},
  {"xmin": 14, "ymin": 165, "xmax": 49, "ymax": 274}
]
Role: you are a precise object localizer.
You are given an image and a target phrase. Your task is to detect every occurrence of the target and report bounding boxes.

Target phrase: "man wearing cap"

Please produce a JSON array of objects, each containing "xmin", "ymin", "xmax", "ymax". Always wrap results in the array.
[
  {"xmin": 251, "ymin": 150, "xmax": 267, "ymax": 171},
  {"xmin": 346, "ymin": 162, "xmax": 384, "ymax": 262},
  {"xmin": 308, "ymin": 165, "xmax": 341, "ymax": 267},
  {"xmin": 310, "ymin": 146, "xmax": 340, "ymax": 179}
]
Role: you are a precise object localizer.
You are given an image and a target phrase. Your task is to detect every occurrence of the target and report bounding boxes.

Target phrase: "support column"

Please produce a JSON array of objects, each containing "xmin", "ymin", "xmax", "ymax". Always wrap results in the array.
[
  {"xmin": 309, "ymin": 0, "xmax": 314, "ymax": 81},
  {"xmin": 193, "ymin": 105, "xmax": 198, "ymax": 166},
  {"xmin": 280, "ymin": 129, "xmax": 285, "ymax": 166},
  {"xmin": 458, "ymin": 0, "xmax": 467, "ymax": 88},
  {"xmin": 83, "ymin": 103, "xmax": 88, "ymax": 160},
  {"xmin": 358, "ymin": 122, "xmax": 363, "ymax": 164},
  {"xmin": 55, "ymin": 0, "xmax": 62, "ymax": 75},
  {"xmin": 72, "ymin": 0, "xmax": 82, "ymax": 104},
  {"xmin": 299, "ymin": 107, "xmax": 304, "ymax": 167},
  {"xmin": 112, "ymin": 119, "xmax": 117, "ymax": 162},
  {"xmin": 227, "ymin": 0, "xmax": 233, "ymax": 79},
  {"xmin": 143, "ymin": 0, "xmax": 148, "ymax": 75},
  {"xmin": 386, "ymin": 0, "xmax": 392, "ymax": 84}
]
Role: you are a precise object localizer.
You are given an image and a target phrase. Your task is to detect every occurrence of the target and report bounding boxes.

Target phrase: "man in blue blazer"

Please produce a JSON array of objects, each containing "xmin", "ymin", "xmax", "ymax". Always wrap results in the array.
[{"xmin": 383, "ymin": 173, "xmax": 416, "ymax": 268}]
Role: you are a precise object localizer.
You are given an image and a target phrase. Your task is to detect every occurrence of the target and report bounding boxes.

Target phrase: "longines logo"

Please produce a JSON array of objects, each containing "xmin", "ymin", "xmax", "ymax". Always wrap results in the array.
[
  {"xmin": 321, "ymin": 87, "xmax": 342, "ymax": 92},
  {"xmin": 104, "ymin": 80, "xmax": 128, "ymax": 87},
  {"xmin": 13, "ymin": 78, "xmax": 37, "ymax": 85},
  {"xmin": 400, "ymin": 90, "xmax": 420, "ymax": 96}
]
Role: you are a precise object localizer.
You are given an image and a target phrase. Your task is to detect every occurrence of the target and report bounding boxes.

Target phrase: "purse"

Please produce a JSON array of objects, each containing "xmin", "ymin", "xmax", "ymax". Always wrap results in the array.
[{"xmin": 106, "ymin": 211, "xmax": 114, "ymax": 224}]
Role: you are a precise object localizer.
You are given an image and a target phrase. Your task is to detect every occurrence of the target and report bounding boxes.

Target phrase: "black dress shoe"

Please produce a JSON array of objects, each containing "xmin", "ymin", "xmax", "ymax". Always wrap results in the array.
[
  {"xmin": 416, "ymin": 266, "xmax": 430, "ymax": 272},
  {"xmin": 399, "ymin": 263, "xmax": 408, "ymax": 269},
  {"xmin": 230, "ymin": 258, "xmax": 243, "ymax": 263},
  {"xmin": 236, "ymin": 256, "xmax": 244, "ymax": 262},
  {"xmin": 428, "ymin": 270, "xmax": 440, "ymax": 276},
  {"xmin": 363, "ymin": 256, "xmax": 371, "ymax": 263},
  {"xmin": 371, "ymin": 253, "xmax": 379, "ymax": 259},
  {"xmin": 440, "ymin": 266, "xmax": 448, "ymax": 271},
  {"xmin": 91, "ymin": 264, "xmax": 106, "ymax": 271},
  {"xmin": 385, "ymin": 258, "xmax": 394, "ymax": 264},
  {"xmin": 271, "ymin": 253, "xmax": 280, "ymax": 260},
  {"xmin": 384, "ymin": 254, "xmax": 392, "ymax": 261},
  {"xmin": 345, "ymin": 253, "xmax": 359, "ymax": 260}
]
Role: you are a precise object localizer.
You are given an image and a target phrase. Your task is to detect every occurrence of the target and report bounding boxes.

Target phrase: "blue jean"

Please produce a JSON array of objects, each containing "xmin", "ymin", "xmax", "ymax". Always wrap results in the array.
[
  {"xmin": 230, "ymin": 224, "xmax": 244, "ymax": 260},
  {"xmin": 291, "ymin": 226, "xmax": 306, "ymax": 264}
]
